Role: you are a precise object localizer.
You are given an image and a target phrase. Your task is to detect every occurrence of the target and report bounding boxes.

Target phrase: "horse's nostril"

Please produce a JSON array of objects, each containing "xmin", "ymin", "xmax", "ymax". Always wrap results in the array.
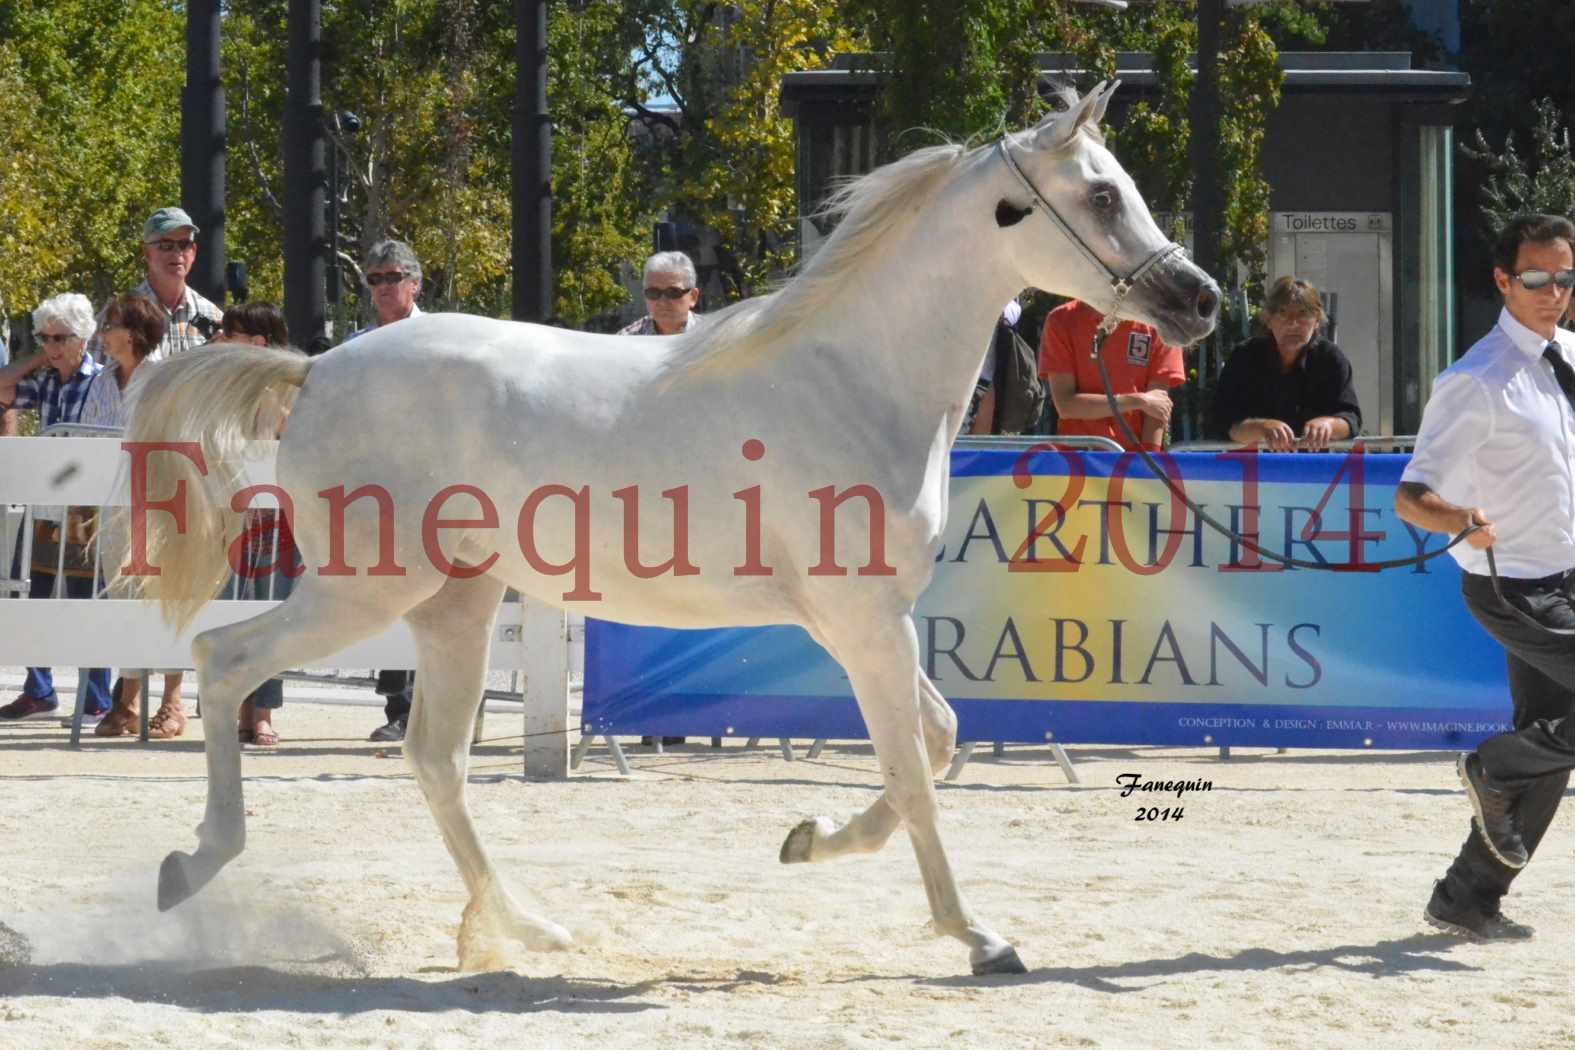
[{"xmin": 1197, "ymin": 286, "xmax": 1219, "ymax": 320}]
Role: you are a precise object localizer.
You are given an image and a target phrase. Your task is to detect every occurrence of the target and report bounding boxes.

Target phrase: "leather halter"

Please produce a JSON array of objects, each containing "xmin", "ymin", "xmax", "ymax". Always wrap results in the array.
[{"xmin": 996, "ymin": 138, "xmax": 1185, "ymax": 345}]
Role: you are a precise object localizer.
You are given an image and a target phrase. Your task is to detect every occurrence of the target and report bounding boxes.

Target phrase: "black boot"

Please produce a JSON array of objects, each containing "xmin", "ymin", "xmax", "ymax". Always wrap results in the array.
[
  {"xmin": 1424, "ymin": 879, "xmax": 1534, "ymax": 941},
  {"xmin": 1458, "ymin": 753, "xmax": 1529, "ymax": 868}
]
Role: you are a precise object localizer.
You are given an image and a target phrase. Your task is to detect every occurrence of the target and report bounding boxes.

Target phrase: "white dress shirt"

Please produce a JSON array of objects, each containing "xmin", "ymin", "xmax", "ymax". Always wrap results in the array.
[{"xmin": 1403, "ymin": 308, "xmax": 1575, "ymax": 577}]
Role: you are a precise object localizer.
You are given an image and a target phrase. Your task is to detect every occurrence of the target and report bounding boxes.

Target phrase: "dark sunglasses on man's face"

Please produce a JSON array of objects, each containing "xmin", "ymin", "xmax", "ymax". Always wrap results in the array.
[
  {"xmin": 151, "ymin": 239, "xmax": 195, "ymax": 254},
  {"xmin": 1511, "ymin": 268, "xmax": 1575, "ymax": 291},
  {"xmin": 366, "ymin": 271, "xmax": 409, "ymax": 287},
  {"xmin": 644, "ymin": 286, "xmax": 693, "ymax": 301}
]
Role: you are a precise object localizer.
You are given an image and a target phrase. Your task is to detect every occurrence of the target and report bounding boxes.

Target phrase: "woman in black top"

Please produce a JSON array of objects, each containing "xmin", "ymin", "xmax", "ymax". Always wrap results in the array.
[{"xmin": 1208, "ymin": 276, "xmax": 1362, "ymax": 450}]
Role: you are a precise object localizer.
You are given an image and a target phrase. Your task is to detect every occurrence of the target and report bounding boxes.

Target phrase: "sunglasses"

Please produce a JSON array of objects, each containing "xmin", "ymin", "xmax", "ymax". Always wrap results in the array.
[
  {"xmin": 643, "ymin": 286, "xmax": 693, "ymax": 301},
  {"xmin": 36, "ymin": 332, "xmax": 78, "ymax": 345},
  {"xmin": 151, "ymin": 239, "xmax": 196, "ymax": 253},
  {"xmin": 366, "ymin": 271, "xmax": 410, "ymax": 287},
  {"xmin": 1511, "ymin": 268, "xmax": 1575, "ymax": 291}
]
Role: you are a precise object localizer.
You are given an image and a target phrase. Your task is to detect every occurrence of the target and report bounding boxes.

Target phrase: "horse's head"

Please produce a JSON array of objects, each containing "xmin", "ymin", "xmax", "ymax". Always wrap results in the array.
[{"xmin": 995, "ymin": 81, "xmax": 1219, "ymax": 346}]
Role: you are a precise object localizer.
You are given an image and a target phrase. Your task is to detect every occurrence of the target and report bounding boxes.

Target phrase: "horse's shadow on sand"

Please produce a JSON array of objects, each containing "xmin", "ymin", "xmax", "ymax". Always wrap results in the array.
[
  {"xmin": 0, "ymin": 959, "xmax": 688, "ymax": 1015},
  {"xmin": 1, "ymin": 935, "xmax": 1476, "ymax": 1011},
  {"xmin": 909, "ymin": 933, "xmax": 1480, "ymax": 993}
]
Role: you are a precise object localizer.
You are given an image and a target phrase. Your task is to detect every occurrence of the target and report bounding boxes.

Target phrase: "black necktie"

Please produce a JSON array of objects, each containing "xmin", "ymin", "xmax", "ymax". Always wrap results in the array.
[{"xmin": 1544, "ymin": 342, "xmax": 1575, "ymax": 413}]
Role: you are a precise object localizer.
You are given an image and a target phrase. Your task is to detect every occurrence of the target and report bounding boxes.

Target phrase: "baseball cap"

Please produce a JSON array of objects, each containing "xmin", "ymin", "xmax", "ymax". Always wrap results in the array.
[{"xmin": 143, "ymin": 207, "xmax": 200, "ymax": 241}]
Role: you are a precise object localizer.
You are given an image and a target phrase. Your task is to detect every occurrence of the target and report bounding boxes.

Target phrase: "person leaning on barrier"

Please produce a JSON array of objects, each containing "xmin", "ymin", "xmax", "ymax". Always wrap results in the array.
[
  {"xmin": 84, "ymin": 295, "xmax": 193, "ymax": 738},
  {"xmin": 1395, "ymin": 213, "xmax": 1575, "ymax": 942},
  {"xmin": 212, "ymin": 302, "xmax": 297, "ymax": 748},
  {"xmin": 0, "ymin": 293, "xmax": 114, "ymax": 723},
  {"xmin": 349, "ymin": 240, "xmax": 424, "ymax": 742},
  {"xmin": 618, "ymin": 251, "xmax": 703, "ymax": 336},
  {"xmin": 1208, "ymin": 277, "xmax": 1361, "ymax": 451},
  {"xmin": 1038, "ymin": 298, "xmax": 1183, "ymax": 451}
]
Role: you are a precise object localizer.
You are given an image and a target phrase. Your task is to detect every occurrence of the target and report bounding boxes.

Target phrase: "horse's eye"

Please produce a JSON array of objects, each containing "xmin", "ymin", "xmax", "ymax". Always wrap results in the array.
[{"xmin": 1091, "ymin": 188, "xmax": 1117, "ymax": 211}]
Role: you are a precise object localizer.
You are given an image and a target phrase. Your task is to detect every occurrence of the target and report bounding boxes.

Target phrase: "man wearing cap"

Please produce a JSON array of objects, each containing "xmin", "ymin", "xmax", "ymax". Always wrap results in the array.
[{"xmin": 120, "ymin": 207, "xmax": 224, "ymax": 360}]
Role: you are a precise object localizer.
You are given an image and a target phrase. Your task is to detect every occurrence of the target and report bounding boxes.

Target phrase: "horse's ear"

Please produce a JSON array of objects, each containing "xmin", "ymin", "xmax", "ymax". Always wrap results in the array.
[
  {"xmin": 1091, "ymin": 79, "xmax": 1121, "ymax": 125},
  {"xmin": 1033, "ymin": 81, "xmax": 1109, "ymax": 151}
]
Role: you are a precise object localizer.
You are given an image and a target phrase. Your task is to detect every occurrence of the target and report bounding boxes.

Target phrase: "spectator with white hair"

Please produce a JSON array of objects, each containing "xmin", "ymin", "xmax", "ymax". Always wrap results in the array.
[
  {"xmin": 618, "ymin": 251, "xmax": 701, "ymax": 748},
  {"xmin": 618, "ymin": 251, "xmax": 704, "ymax": 336},
  {"xmin": 350, "ymin": 239, "xmax": 424, "ymax": 338},
  {"xmin": 349, "ymin": 239, "xmax": 425, "ymax": 742},
  {"xmin": 0, "ymin": 293, "xmax": 103, "ymax": 429},
  {"xmin": 0, "ymin": 292, "xmax": 113, "ymax": 722}
]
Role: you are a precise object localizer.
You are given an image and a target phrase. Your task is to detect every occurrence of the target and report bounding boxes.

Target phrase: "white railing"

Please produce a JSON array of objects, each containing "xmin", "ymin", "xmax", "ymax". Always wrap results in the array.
[{"xmin": 0, "ymin": 435, "xmax": 572, "ymax": 776}]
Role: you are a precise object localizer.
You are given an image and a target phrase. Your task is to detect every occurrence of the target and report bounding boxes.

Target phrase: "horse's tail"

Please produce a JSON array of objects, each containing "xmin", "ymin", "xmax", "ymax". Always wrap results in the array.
[{"xmin": 114, "ymin": 345, "xmax": 315, "ymax": 632}]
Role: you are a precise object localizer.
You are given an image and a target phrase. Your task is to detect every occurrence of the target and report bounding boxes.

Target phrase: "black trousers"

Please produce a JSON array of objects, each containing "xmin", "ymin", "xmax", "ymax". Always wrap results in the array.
[
  {"xmin": 1447, "ymin": 571, "xmax": 1575, "ymax": 907},
  {"xmin": 376, "ymin": 669, "xmax": 414, "ymax": 722}
]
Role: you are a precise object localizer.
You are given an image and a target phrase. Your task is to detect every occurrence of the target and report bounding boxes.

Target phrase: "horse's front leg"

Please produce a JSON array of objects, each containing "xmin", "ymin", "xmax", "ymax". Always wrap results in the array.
[
  {"xmin": 781, "ymin": 674, "xmax": 957, "ymax": 863},
  {"xmin": 820, "ymin": 613, "xmax": 1023, "ymax": 976}
]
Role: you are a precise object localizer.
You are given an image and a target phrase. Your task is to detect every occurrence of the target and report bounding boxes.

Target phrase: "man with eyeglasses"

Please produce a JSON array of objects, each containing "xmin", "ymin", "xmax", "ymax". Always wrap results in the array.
[
  {"xmin": 617, "ymin": 250, "xmax": 700, "ymax": 747},
  {"xmin": 618, "ymin": 251, "xmax": 703, "ymax": 337},
  {"xmin": 1397, "ymin": 213, "xmax": 1575, "ymax": 941},
  {"xmin": 347, "ymin": 239, "xmax": 425, "ymax": 742},
  {"xmin": 350, "ymin": 239, "xmax": 424, "ymax": 340},
  {"xmin": 105, "ymin": 207, "xmax": 224, "ymax": 362}
]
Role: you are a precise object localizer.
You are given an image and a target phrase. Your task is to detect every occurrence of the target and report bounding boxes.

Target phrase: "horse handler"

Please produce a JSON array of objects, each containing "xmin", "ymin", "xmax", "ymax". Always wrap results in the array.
[{"xmin": 1396, "ymin": 213, "xmax": 1575, "ymax": 941}]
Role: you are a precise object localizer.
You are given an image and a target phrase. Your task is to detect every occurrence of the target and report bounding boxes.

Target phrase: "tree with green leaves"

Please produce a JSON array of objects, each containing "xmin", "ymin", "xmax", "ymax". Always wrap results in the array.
[
  {"xmin": 1460, "ymin": 99, "xmax": 1575, "ymax": 245},
  {"xmin": 0, "ymin": 0, "xmax": 185, "ymax": 317},
  {"xmin": 623, "ymin": 1, "xmax": 861, "ymax": 299}
]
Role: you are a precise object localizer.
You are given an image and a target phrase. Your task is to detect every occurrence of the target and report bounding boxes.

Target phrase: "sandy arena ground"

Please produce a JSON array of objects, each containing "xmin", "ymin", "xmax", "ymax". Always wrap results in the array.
[{"xmin": 3, "ymin": 676, "xmax": 1574, "ymax": 1050}]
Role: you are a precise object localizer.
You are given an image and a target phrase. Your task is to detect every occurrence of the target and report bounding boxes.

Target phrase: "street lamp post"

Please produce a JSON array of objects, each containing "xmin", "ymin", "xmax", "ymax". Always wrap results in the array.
[
  {"xmin": 326, "ymin": 110, "xmax": 361, "ymax": 336},
  {"xmin": 284, "ymin": 0, "xmax": 328, "ymax": 351}
]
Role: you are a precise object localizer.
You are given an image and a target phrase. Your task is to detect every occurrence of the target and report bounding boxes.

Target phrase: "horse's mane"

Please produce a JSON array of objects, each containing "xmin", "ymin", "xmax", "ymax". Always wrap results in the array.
[{"xmin": 658, "ymin": 92, "xmax": 1100, "ymax": 380}]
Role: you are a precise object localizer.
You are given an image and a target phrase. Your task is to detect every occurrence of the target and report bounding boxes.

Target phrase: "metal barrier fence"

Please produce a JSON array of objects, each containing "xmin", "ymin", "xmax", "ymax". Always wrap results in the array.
[
  {"xmin": 1172, "ymin": 435, "xmax": 1420, "ymax": 454},
  {"xmin": 955, "ymin": 434, "xmax": 1125, "ymax": 453}
]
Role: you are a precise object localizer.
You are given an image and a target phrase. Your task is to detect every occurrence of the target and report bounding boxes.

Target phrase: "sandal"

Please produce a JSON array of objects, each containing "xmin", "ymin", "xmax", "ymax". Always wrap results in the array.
[
  {"xmin": 251, "ymin": 721, "xmax": 279, "ymax": 747},
  {"xmin": 94, "ymin": 705, "xmax": 139, "ymax": 738},
  {"xmin": 238, "ymin": 728, "xmax": 256, "ymax": 744},
  {"xmin": 147, "ymin": 703, "xmax": 187, "ymax": 740}
]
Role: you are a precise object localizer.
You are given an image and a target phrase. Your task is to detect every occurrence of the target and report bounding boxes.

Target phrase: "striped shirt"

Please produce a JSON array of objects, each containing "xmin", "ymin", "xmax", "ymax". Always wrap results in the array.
[
  {"xmin": 77, "ymin": 362, "xmax": 144, "ymax": 429},
  {"xmin": 616, "ymin": 312, "xmax": 703, "ymax": 336},
  {"xmin": 13, "ymin": 352, "xmax": 101, "ymax": 428},
  {"xmin": 89, "ymin": 281, "xmax": 224, "ymax": 364},
  {"xmin": 132, "ymin": 279, "xmax": 224, "ymax": 360}
]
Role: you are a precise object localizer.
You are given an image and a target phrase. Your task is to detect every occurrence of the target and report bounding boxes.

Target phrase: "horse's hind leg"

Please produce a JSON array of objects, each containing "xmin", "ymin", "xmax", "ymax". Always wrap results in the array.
[
  {"xmin": 160, "ymin": 576, "xmax": 427, "ymax": 911},
  {"xmin": 401, "ymin": 573, "xmax": 571, "ymax": 971},
  {"xmin": 780, "ymin": 674, "xmax": 956, "ymax": 863}
]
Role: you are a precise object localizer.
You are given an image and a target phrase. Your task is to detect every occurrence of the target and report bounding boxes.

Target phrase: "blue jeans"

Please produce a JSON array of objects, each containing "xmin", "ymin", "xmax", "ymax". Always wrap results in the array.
[
  {"xmin": 227, "ymin": 511, "xmax": 299, "ymax": 711},
  {"xmin": 25, "ymin": 568, "xmax": 112, "ymax": 714}
]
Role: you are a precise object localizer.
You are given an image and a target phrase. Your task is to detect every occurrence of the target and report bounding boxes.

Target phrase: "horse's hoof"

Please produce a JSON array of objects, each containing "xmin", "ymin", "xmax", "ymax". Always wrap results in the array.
[
  {"xmin": 779, "ymin": 818, "xmax": 824, "ymax": 864},
  {"xmin": 971, "ymin": 945, "xmax": 1027, "ymax": 976},
  {"xmin": 157, "ymin": 851, "xmax": 194, "ymax": 912}
]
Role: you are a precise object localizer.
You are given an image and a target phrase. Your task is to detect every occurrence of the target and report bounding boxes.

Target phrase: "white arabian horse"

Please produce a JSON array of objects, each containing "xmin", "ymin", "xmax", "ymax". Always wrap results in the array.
[{"xmin": 122, "ymin": 82, "xmax": 1218, "ymax": 976}]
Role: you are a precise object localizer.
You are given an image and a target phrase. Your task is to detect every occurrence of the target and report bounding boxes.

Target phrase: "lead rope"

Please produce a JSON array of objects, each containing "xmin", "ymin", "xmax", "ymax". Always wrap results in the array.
[
  {"xmin": 1086, "ymin": 314, "xmax": 1575, "ymax": 637},
  {"xmin": 1085, "ymin": 312, "xmax": 1476, "ymax": 572}
]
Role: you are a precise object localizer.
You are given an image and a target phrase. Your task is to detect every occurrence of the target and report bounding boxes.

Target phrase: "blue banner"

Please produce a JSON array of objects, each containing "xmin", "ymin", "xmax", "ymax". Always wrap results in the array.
[{"xmin": 584, "ymin": 448, "xmax": 1512, "ymax": 749}]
